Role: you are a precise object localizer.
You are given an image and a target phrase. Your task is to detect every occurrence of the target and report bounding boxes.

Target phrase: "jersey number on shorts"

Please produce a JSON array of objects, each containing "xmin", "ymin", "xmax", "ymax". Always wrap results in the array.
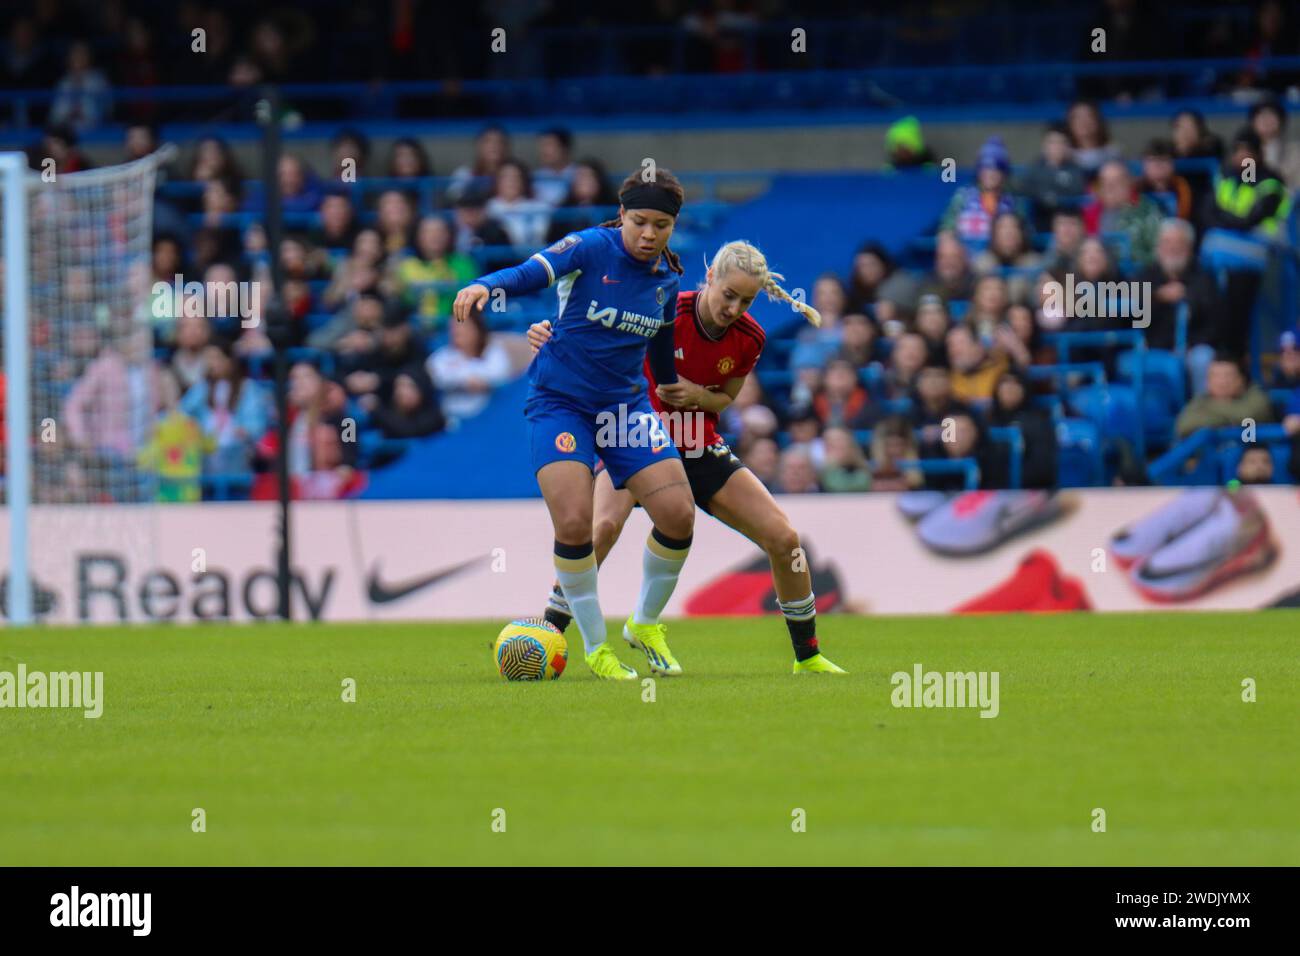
[{"xmin": 636, "ymin": 412, "xmax": 672, "ymax": 451}]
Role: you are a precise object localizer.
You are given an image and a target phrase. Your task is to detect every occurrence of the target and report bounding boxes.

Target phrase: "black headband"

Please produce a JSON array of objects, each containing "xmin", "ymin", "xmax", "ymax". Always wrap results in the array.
[{"xmin": 619, "ymin": 183, "xmax": 682, "ymax": 218}]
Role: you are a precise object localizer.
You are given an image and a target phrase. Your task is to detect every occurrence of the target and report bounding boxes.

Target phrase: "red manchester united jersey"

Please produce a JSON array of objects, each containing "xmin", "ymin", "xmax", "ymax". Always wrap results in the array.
[{"xmin": 644, "ymin": 290, "xmax": 765, "ymax": 450}]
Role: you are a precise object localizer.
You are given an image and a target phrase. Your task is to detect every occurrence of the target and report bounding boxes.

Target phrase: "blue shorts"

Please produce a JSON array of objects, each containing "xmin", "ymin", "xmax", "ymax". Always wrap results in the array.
[{"xmin": 525, "ymin": 386, "xmax": 680, "ymax": 490}]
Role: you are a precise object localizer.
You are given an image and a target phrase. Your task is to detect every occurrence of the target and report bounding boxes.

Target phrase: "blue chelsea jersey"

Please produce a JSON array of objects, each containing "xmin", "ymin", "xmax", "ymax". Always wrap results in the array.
[{"xmin": 528, "ymin": 227, "xmax": 679, "ymax": 406}]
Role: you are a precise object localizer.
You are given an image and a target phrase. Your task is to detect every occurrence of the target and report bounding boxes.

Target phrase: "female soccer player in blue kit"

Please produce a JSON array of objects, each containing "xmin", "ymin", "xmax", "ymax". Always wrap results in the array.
[{"xmin": 452, "ymin": 169, "xmax": 694, "ymax": 680}]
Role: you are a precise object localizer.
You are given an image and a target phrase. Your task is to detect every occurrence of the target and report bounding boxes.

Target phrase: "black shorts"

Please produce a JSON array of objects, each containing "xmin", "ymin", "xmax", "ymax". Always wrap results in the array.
[
  {"xmin": 599, "ymin": 442, "xmax": 745, "ymax": 514},
  {"xmin": 681, "ymin": 441, "xmax": 746, "ymax": 514}
]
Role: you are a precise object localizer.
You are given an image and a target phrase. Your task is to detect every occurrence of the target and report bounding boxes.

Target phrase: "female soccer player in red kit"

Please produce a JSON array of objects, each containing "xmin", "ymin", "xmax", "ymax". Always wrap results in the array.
[{"xmin": 529, "ymin": 240, "xmax": 846, "ymax": 675}]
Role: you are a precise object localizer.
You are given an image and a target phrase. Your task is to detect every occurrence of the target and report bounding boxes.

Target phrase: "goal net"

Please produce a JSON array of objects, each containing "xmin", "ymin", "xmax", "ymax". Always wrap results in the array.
[{"xmin": 2, "ymin": 148, "xmax": 173, "ymax": 622}]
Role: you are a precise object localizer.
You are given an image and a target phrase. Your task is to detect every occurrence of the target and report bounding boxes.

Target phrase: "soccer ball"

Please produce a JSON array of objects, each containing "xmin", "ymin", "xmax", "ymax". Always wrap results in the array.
[{"xmin": 493, "ymin": 618, "xmax": 568, "ymax": 681}]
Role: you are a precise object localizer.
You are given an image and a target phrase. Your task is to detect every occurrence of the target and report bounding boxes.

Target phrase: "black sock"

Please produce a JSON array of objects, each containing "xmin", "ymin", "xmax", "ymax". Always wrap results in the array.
[
  {"xmin": 789, "ymin": 621, "xmax": 819, "ymax": 661},
  {"xmin": 778, "ymin": 595, "xmax": 819, "ymax": 661}
]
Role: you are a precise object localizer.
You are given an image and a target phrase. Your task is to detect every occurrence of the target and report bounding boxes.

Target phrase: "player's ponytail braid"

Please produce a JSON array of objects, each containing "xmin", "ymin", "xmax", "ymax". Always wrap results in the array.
[
  {"xmin": 600, "ymin": 168, "xmax": 686, "ymax": 276},
  {"xmin": 708, "ymin": 240, "xmax": 822, "ymax": 327}
]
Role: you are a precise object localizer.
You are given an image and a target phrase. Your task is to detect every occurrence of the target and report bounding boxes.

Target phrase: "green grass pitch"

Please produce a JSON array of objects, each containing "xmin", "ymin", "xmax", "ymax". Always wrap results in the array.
[{"xmin": 2, "ymin": 611, "xmax": 1297, "ymax": 866}]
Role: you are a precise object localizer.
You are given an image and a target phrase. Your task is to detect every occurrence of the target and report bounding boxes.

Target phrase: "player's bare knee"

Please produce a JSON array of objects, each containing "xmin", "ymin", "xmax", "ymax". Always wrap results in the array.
[
  {"xmin": 660, "ymin": 500, "xmax": 695, "ymax": 540},
  {"xmin": 592, "ymin": 517, "xmax": 624, "ymax": 552},
  {"xmin": 763, "ymin": 523, "xmax": 800, "ymax": 560},
  {"xmin": 554, "ymin": 514, "xmax": 594, "ymax": 545},
  {"xmin": 681, "ymin": 498, "xmax": 698, "ymax": 532}
]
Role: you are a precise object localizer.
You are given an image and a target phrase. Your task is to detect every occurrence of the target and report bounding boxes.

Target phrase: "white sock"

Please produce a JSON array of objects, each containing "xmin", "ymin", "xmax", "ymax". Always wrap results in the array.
[
  {"xmin": 633, "ymin": 530, "xmax": 691, "ymax": 626},
  {"xmin": 555, "ymin": 552, "xmax": 605, "ymax": 654}
]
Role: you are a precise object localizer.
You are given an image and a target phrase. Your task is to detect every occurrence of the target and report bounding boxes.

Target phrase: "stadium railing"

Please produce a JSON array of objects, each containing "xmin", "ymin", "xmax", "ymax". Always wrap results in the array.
[
  {"xmin": 1147, "ymin": 423, "xmax": 1293, "ymax": 485},
  {"xmin": 1024, "ymin": 360, "xmax": 1107, "ymax": 389},
  {"xmin": 1043, "ymin": 329, "xmax": 1147, "ymax": 365},
  {"xmin": 1215, "ymin": 430, "xmax": 1293, "ymax": 482},
  {"xmin": 896, "ymin": 458, "xmax": 981, "ymax": 491},
  {"xmin": 767, "ymin": 425, "xmax": 1019, "ymax": 490}
]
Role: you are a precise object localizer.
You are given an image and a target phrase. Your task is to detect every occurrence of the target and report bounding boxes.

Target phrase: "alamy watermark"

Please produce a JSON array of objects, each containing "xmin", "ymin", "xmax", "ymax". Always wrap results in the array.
[
  {"xmin": 1043, "ymin": 274, "xmax": 1151, "ymax": 329},
  {"xmin": 50, "ymin": 886, "xmax": 150, "ymax": 935},
  {"xmin": 0, "ymin": 664, "xmax": 103, "ymax": 718},
  {"xmin": 152, "ymin": 274, "xmax": 261, "ymax": 327},
  {"xmin": 594, "ymin": 404, "xmax": 707, "ymax": 459},
  {"xmin": 891, "ymin": 662, "xmax": 999, "ymax": 718}
]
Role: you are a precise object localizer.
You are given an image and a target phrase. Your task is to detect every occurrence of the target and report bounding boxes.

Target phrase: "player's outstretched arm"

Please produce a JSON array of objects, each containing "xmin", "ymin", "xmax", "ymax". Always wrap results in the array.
[
  {"xmin": 452, "ymin": 284, "xmax": 490, "ymax": 323},
  {"xmin": 454, "ymin": 254, "xmax": 555, "ymax": 322}
]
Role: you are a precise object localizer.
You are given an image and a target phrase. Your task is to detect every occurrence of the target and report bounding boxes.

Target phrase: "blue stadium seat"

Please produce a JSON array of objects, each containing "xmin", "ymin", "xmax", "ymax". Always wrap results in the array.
[
  {"xmin": 1031, "ymin": 394, "xmax": 1063, "ymax": 420},
  {"xmin": 1146, "ymin": 190, "xmax": 1179, "ymax": 217},
  {"xmin": 1055, "ymin": 418, "xmax": 1103, "ymax": 487},
  {"xmin": 1269, "ymin": 388, "xmax": 1296, "ymax": 417},
  {"xmin": 201, "ymin": 473, "xmax": 254, "ymax": 501},
  {"xmin": 245, "ymin": 347, "xmax": 335, "ymax": 379},
  {"xmin": 756, "ymin": 368, "xmax": 795, "ymax": 393},
  {"xmin": 1066, "ymin": 383, "xmax": 1141, "ymax": 448},
  {"xmin": 1199, "ymin": 231, "xmax": 1272, "ymax": 274},
  {"xmin": 879, "ymin": 397, "xmax": 914, "ymax": 416},
  {"xmin": 1117, "ymin": 348, "xmax": 1186, "ymax": 408},
  {"xmin": 860, "ymin": 363, "xmax": 886, "ymax": 398},
  {"xmin": 1116, "ymin": 348, "xmax": 1183, "ymax": 449},
  {"xmin": 763, "ymin": 339, "xmax": 796, "ymax": 364},
  {"xmin": 357, "ymin": 431, "xmax": 417, "ymax": 468},
  {"xmin": 1275, "ymin": 440, "xmax": 1293, "ymax": 478},
  {"xmin": 986, "ymin": 425, "xmax": 1024, "ymax": 489}
]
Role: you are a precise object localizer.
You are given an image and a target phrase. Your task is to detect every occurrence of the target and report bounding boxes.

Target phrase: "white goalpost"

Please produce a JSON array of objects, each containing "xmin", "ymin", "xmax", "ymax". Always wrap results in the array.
[
  {"xmin": 2, "ymin": 148, "xmax": 172, "ymax": 626},
  {"xmin": 2, "ymin": 152, "xmax": 31, "ymax": 625}
]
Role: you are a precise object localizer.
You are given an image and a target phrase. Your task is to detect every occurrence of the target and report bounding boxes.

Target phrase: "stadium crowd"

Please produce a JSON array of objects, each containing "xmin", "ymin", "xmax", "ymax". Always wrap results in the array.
[
  {"xmin": 3, "ymin": 2, "xmax": 1300, "ymax": 501},
  {"xmin": 11, "ymin": 92, "xmax": 1298, "ymax": 504},
  {"xmin": 730, "ymin": 100, "xmax": 1300, "ymax": 493}
]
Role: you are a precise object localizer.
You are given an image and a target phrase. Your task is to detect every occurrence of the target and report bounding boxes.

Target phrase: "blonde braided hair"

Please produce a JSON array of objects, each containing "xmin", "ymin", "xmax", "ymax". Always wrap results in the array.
[{"xmin": 708, "ymin": 240, "xmax": 821, "ymax": 327}]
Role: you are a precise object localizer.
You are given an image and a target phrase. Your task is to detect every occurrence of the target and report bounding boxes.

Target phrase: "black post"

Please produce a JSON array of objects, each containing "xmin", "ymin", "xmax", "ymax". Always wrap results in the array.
[{"xmin": 260, "ymin": 85, "xmax": 292, "ymax": 621}]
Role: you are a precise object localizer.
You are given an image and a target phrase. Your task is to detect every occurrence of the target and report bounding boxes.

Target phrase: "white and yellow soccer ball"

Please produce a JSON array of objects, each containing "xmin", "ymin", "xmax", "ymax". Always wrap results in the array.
[{"xmin": 493, "ymin": 618, "xmax": 568, "ymax": 681}]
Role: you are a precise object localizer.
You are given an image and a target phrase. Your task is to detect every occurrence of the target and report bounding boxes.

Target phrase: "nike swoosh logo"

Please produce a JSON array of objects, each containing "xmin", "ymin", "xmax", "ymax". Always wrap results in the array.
[
  {"xmin": 602, "ymin": 275, "xmax": 621, "ymax": 284},
  {"xmin": 996, "ymin": 494, "xmax": 1056, "ymax": 534},
  {"xmin": 367, "ymin": 556, "xmax": 483, "ymax": 604}
]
